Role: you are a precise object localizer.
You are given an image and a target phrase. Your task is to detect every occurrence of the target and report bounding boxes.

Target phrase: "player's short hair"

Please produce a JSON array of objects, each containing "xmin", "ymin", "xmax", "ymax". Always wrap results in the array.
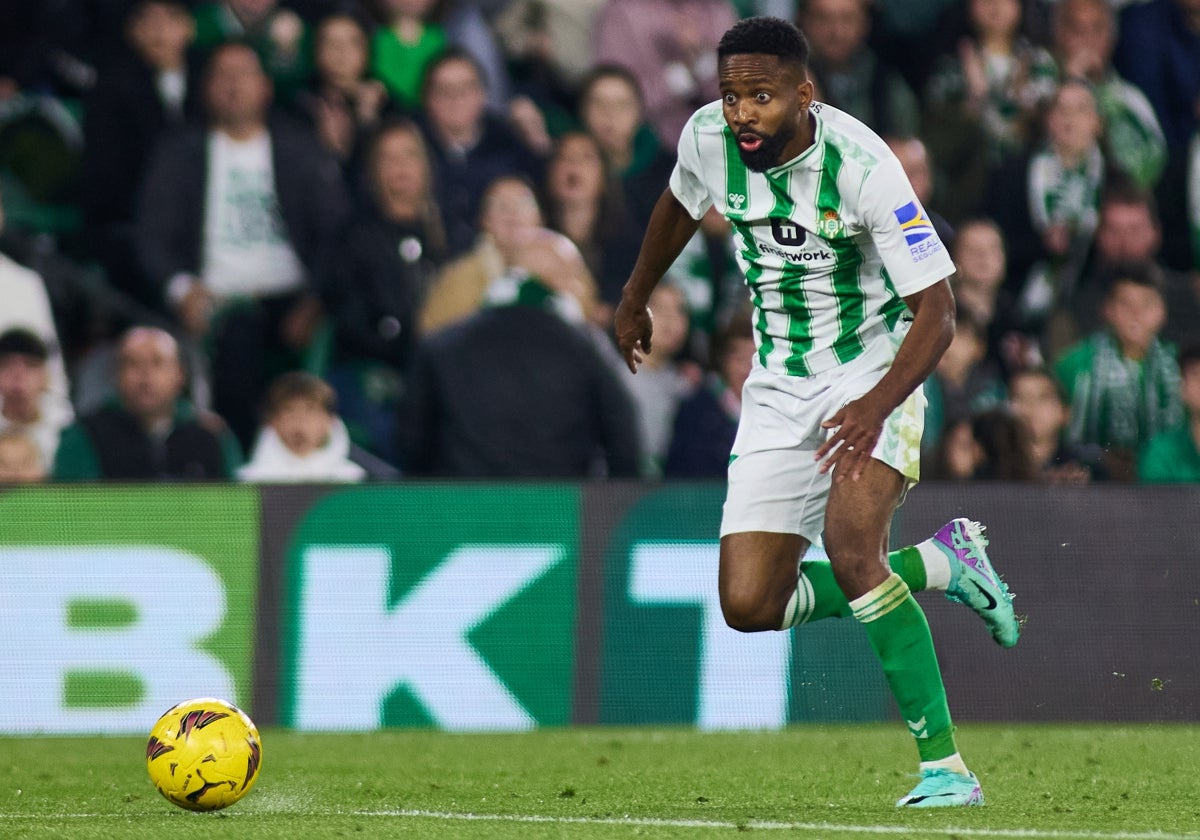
[
  {"xmin": 265, "ymin": 372, "xmax": 337, "ymax": 417},
  {"xmin": 718, "ymin": 16, "xmax": 809, "ymax": 70}
]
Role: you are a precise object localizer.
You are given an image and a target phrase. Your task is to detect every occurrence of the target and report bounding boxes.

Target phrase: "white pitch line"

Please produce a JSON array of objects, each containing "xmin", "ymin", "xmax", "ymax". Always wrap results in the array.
[
  {"xmin": 358, "ymin": 809, "xmax": 1200, "ymax": 840},
  {"xmin": 2, "ymin": 810, "xmax": 1196, "ymax": 840}
]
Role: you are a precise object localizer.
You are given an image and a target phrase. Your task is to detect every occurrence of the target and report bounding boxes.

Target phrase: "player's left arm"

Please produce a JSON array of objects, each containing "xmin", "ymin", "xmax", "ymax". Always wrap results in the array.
[{"xmin": 817, "ymin": 278, "xmax": 954, "ymax": 481}]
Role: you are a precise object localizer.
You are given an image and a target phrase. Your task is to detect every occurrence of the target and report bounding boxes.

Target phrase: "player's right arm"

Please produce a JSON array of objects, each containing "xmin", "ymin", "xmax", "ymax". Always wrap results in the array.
[{"xmin": 614, "ymin": 189, "xmax": 703, "ymax": 373}]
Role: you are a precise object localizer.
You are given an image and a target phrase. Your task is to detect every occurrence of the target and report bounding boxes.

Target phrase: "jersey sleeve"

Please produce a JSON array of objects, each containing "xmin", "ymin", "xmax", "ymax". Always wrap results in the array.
[
  {"xmin": 668, "ymin": 117, "xmax": 713, "ymax": 221},
  {"xmin": 859, "ymin": 157, "xmax": 956, "ymax": 297}
]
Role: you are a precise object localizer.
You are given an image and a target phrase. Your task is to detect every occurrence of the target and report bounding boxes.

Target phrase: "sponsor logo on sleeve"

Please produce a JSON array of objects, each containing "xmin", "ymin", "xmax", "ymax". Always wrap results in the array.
[{"xmin": 893, "ymin": 201, "xmax": 943, "ymax": 262}]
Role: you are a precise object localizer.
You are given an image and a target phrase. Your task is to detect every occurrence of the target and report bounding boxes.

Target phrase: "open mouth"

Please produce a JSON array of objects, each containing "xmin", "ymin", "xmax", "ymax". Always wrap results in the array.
[{"xmin": 737, "ymin": 133, "xmax": 764, "ymax": 152}]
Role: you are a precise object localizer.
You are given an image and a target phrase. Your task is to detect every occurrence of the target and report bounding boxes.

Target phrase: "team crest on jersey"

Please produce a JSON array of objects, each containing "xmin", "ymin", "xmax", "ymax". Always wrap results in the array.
[
  {"xmin": 893, "ymin": 201, "xmax": 942, "ymax": 261},
  {"xmin": 728, "ymin": 193, "xmax": 746, "ymax": 209},
  {"xmin": 770, "ymin": 218, "xmax": 806, "ymax": 246},
  {"xmin": 816, "ymin": 210, "xmax": 843, "ymax": 238}
]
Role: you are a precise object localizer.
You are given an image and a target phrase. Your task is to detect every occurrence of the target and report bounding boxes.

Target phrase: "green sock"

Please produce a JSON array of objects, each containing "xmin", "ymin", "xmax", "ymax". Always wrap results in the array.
[
  {"xmin": 889, "ymin": 546, "xmax": 926, "ymax": 591},
  {"xmin": 850, "ymin": 574, "xmax": 957, "ymax": 762},
  {"xmin": 780, "ymin": 547, "xmax": 926, "ymax": 627}
]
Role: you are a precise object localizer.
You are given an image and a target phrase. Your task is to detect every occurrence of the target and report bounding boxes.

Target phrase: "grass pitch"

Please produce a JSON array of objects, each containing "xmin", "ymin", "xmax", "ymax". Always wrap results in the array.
[{"xmin": 2, "ymin": 725, "xmax": 1198, "ymax": 839}]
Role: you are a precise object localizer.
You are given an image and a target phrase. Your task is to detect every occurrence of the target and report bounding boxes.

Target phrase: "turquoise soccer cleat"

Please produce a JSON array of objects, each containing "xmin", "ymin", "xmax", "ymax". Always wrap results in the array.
[
  {"xmin": 896, "ymin": 768, "xmax": 985, "ymax": 808},
  {"xmin": 935, "ymin": 518, "xmax": 1021, "ymax": 648}
]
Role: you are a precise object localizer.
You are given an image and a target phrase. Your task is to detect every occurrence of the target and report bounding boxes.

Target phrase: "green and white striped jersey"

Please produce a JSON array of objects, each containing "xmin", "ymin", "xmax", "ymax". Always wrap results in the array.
[{"xmin": 670, "ymin": 100, "xmax": 955, "ymax": 377}]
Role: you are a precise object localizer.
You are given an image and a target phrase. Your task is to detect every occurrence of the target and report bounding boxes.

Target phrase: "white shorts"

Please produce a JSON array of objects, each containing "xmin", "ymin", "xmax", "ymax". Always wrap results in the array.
[{"xmin": 719, "ymin": 331, "xmax": 925, "ymax": 543}]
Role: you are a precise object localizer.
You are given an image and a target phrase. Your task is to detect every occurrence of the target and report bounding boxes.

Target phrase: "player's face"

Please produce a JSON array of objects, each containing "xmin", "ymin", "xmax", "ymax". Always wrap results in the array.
[{"xmin": 719, "ymin": 54, "xmax": 813, "ymax": 173}]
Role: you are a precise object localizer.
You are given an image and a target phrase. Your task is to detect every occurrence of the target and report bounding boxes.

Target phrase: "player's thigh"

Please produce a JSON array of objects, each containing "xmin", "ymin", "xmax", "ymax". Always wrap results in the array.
[
  {"xmin": 718, "ymin": 531, "xmax": 810, "ymax": 614},
  {"xmin": 823, "ymin": 458, "xmax": 905, "ymax": 597}
]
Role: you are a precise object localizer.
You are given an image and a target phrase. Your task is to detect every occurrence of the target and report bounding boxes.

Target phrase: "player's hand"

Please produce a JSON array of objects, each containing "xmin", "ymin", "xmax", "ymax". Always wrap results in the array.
[
  {"xmin": 614, "ymin": 297, "xmax": 654, "ymax": 374},
  {"xmin": 815, "ymin": 394, "xmax": 890, "ymax": 481}
]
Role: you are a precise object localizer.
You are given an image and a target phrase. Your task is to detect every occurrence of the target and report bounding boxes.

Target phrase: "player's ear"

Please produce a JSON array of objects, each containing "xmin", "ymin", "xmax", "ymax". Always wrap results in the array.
[{"xmin": 797, "ymin": 76, "xmax": 815, "ymax": 108}]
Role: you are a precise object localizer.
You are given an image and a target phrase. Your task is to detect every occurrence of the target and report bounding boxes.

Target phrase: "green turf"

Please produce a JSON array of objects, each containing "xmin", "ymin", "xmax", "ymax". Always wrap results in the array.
[{"xmin": 1, "ymin": 725, "xmax": 1199, "ymax": 839}]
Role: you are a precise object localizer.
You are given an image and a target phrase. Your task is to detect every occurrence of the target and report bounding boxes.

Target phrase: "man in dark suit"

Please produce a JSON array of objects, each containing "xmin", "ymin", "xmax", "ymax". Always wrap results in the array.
[{"xmin": 400, "ymin": 277, "xmax": 641, "ymax": 478}]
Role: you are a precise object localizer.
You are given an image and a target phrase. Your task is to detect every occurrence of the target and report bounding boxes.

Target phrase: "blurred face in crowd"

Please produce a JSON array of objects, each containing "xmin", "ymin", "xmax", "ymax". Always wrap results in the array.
[
  {"xmin": 581, "ymin": 74, "xmax": 642, "ymax": 160},
  {"xmin": 547, "ymin": 133, "xmax": 606, "ymax": 208},
  {"xmin": 1054, "ymin": 0, "xmax": 1114, "ymax": 76},
  {"xmin": 1095, "ymin": 200, "xmax": 1160, "ymax": 262},
  {"xmin": 117, "ymin": 329, "xmax": 186, "ymax": 424},
  {"xmin": 270, "ymin": 397, "xmax": 333, "ymax": 457},
  {"xmin": 0, "ymin": 434, "xmax": 43, "ymax": 483},
  {"xmin": 803, "ymin": 0, "xmax": 870, "ymax": 67},
  {"xmin": 480, "ymin": 177, "xmax": 542, "ymax": 252},
  {"xmin": 954, "ymin": 221, "xmax": 1006, "ymax": 291},
  {"xmin": 937, "ymin": 322, "xmax": 986, "ymax": 382},
  {"xmin": 941, "ymin": 420, "xmax": 982, "ymax": 480},
  {"xmin": 1102, "ymin": 279, "xmax": 1166, "ymax": 358},
  {"xmin": 0, "ymin": 353, "xmax": 48, "ymax": 421},
  {"xmin": 228, "ymin": 0, "xmax": 278, "ymax": 28},
  {"xmin": 128, "ymin": 1, "xmax": 195, "ymax": 71},
  {"xmin": 315, "ymin": 16, "xmax": 369, "ymax": 89},
  {"xmin": 1182, "ymin": 360, "xmax": 1200, "ymax": 417},
  {"xmin": 718, "ymin": 335, "xmax": 756, "ymax": 397},
  {"xmin": 970, "ymin": 0, "xmax": 1021, "ymax": 39},
  {"xmin": 647, "ymin": 285, "xmax": 690, "ymax": 361},
  {"xmin": 886, "ymin": 137, "xmax": 934, "ymax": 207},
  {"xmin": 424, "ymin": 57, "xmax": 487, "ymax": 141},
  {"xmin": 372, "ymin": 124, "xmax": 431, "ymax": 211},
  {"xmin": 381, "ymin": 0, "xmax": 439, "ymax": 19},
  {"xmin": 1009, "ymin": 371, "xmax": 1069, "ymax": 444},
  {"xmin": 1045, "ymin": 80, "xmax": 1102, "ymax": 160},
  {"xmin": 205, "ymin": 45, "xmax": 273, "ymax": 130}
]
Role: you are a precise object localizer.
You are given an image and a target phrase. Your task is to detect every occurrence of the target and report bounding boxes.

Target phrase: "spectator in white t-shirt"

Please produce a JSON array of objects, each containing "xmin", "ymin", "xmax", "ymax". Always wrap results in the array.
[{"xmin": 135, "ymin": 41, "xmax": 350, "ymax": 447}]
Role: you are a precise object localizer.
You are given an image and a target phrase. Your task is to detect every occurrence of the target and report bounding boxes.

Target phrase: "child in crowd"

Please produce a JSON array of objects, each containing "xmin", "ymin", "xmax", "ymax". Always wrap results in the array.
[
  {"xmin": 0, "ymin": 328, "xmax": 73, "ymax": 468},
  {"xmin": 923, "ymin": 310, "xmax": 1006, "ymax": 454},
  {"xmin": 238, "ymin": 372, "xmax": 367, "ymax": 483},
  {"xmin": 1138, "ymin": 345, "xmax": 1200, "ymax": 484},
  {"xmin": 1008, "ymin": 367, "xmax": 1101, "ymax": 483},
  {"xmin": 1055, "ymin": 261, "xmax": 1182, "ymax": 481}
]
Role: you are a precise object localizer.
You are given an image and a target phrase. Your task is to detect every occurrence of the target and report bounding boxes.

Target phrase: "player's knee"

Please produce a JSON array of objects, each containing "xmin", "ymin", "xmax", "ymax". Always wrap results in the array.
[{"xmin": 720, "ymin": 586, "xmax": 780, "ymax": 632}]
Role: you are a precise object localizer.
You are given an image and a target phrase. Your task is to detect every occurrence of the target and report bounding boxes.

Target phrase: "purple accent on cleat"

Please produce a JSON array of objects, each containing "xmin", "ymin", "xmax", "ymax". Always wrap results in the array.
[{"xmin": 936, "ymin": 519, "xmax": 1020, "ymax": 648}]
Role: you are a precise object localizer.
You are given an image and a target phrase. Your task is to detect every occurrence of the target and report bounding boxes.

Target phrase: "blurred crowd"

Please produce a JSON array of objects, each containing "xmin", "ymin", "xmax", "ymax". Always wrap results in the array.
[{"xmin": 0, "ymin": 0, "xmax": 1197, "ymax": 485}]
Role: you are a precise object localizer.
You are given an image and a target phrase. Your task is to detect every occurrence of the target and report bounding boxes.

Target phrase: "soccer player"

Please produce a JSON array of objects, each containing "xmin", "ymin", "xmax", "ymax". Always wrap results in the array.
[{"xmin": 614, "ymin": 17, "xmax": 1019, "ymax": 808}]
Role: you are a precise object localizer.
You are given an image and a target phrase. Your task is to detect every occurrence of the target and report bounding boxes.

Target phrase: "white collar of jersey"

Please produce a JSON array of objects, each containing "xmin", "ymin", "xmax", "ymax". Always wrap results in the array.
[{"xmin": 765, "ymin": 104, "xmax": 825, "ymax": 176}]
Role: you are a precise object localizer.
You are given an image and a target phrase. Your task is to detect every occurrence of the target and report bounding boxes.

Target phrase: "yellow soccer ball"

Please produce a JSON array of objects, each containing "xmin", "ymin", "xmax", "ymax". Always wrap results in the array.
[{"xmin": 146, "ymin": 697, "xmax": 263, "ymax": 811}]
